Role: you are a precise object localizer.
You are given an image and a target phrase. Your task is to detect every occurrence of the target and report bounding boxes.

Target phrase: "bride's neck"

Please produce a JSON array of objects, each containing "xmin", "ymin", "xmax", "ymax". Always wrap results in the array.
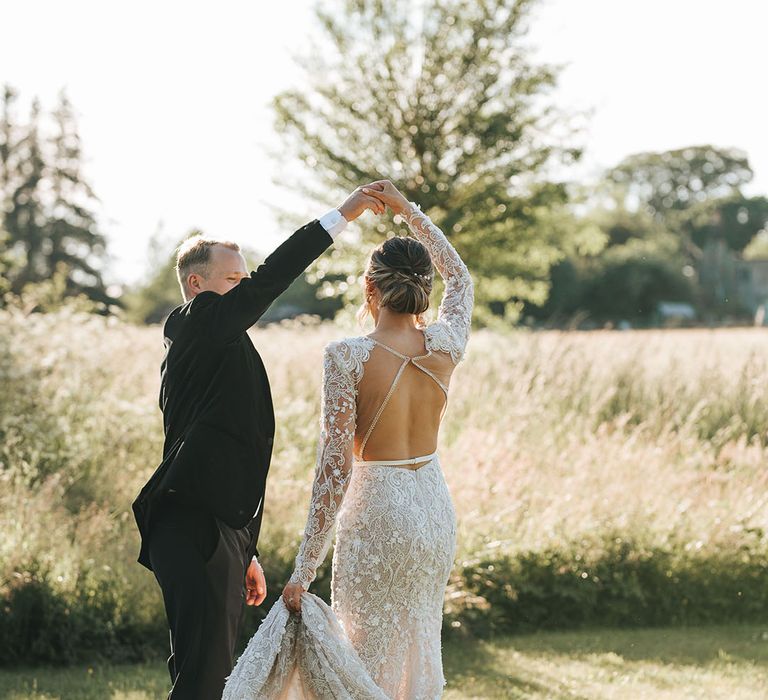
[{"xmin": 372, "ymin": 307, "xmax": 418, "ymax": 333}]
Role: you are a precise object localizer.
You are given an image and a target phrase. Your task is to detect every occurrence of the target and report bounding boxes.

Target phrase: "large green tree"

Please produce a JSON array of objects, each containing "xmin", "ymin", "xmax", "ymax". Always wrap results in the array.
[
  {"xmin": 536, "ymin": 146, "xmax": 767, "ymax": 324},
  {"xmin": 525, "ymin": 202, "xmax": 692, "ymax": 325},
  {"xmin": 271, "ymin": 0, "xmax": 582, "ymax": 324},
  {"xmin": 604, "ymin": 145, "xmax": 756, "ymax": 259},
  {"xmin": 0, "ymin": 87, "xmax": 114, "ymax": 310},
  {"xmin": 687, "ymin": 195, "xmax": 768, "ymax": 253}
]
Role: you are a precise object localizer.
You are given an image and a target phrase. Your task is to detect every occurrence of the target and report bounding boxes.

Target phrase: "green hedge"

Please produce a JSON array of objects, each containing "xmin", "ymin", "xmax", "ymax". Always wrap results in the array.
[
  {"xmin": 3, "ymin": 535, "xmax": 767, "ymax": 665},
  {"xmin": 0, "ymin": 566, "xmax": 163, "ymax": 665},
  {"xmin": 447, "ymin": 535, "xmax": 768, "ymax": 636}
]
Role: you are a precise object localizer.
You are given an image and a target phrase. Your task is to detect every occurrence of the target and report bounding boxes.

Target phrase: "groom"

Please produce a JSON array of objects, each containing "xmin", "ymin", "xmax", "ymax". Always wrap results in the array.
[{"xmin": 132, "ymin": 184, "xmax": 385, "ymax": 699}]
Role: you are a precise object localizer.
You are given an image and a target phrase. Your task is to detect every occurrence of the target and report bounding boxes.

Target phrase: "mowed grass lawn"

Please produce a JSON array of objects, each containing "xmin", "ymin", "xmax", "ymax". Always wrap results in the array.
[{"xmin": 2, "ymin": 625, "xmax": 767, "ymax": 700}]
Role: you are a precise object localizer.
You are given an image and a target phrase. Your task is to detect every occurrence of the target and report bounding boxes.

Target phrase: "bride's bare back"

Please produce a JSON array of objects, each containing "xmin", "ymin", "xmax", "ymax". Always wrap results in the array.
[{"xmin": 355, "ymin": 330, "xmax": 455, "ymax": 467}]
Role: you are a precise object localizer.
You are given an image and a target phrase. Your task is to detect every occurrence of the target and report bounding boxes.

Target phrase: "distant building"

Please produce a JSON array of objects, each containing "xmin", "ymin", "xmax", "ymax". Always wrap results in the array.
[
  {"xmin": 657, "ymin": 301, "xmax": 697, "ymax": 324},
  {"xmin": 734, "ymin": 258, "xmax": 768, "ymax": 316},
  {"xmin": 698, "ymin": 239, "xmax": 768, "ymax": 319}
]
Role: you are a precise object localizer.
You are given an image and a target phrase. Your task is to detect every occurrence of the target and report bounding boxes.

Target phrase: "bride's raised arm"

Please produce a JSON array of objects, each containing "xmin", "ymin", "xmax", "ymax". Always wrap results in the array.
[
  {"xmin": 401, "ymin": 202, "xmax": 474, "ymax": 361},
  {"xmin": 363, "ymin": 181, "xmax": 474, "ymax": 363},
  {"xmin": 288, "ymin": 341, "xmax": 356, "ymax": 590}
]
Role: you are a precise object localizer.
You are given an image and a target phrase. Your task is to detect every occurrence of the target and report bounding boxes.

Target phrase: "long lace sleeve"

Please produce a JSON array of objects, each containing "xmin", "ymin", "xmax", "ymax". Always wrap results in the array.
[
  {"xmin": 402, "ymin": 202, "xmax": 474, "ymax": 362},
  {"xmin": 289, "ymin": 341, "xmax": 356, "ymax": 590}
]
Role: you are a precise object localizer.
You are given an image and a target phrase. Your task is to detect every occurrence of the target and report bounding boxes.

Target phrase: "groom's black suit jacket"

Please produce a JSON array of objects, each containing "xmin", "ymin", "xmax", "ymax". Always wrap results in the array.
[{"xmin": 132, "ymin": 220, "xmax": 333, "ymax": 571}]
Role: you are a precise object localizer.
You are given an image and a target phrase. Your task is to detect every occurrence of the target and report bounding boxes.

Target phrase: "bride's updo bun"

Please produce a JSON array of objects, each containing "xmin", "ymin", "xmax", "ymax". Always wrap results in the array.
[{"xmin": 362, "ymin": 236, "xmax": 433, "ymax": 319}]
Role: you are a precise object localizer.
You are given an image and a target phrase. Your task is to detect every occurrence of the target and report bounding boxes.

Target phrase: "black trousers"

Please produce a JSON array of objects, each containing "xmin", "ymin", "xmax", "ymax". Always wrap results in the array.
[{"xmin": 148, "ymin": 499, "xmax": 254, "ymax": 700}]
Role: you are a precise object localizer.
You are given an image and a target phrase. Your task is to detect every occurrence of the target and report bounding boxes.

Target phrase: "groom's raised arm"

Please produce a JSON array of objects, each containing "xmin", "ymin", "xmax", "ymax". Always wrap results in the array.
[
  {"xmin": 194, "ymin": 186, "xmax": 384, "ymax": 343},
  {"xmin": 194, "ymin": 217, "xmax": 337, "ymax": 343}
]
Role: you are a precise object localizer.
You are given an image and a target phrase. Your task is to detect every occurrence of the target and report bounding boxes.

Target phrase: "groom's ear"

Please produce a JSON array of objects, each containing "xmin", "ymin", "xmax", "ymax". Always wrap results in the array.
[{"xmin": 187, "ymin": 272, "xmax": 203, "ymax": 298}]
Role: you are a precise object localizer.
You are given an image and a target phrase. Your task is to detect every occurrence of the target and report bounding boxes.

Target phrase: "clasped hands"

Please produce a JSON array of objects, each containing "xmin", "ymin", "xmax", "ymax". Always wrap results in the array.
[{"xmin": 337, "ymin": 180, "xmax": 411, "ymax": 223}]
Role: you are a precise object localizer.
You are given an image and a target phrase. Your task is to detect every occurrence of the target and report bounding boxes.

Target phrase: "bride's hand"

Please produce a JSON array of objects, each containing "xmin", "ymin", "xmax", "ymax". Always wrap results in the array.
[
  {"xmin": 337, "ymin": 182, "xmax": 387, "ymax": 222},
  {"xmin": 362, "ymin": 180, "xmax": 410, "ymax": 216},
  {"xmin": 282, "ymin": 581, "xmax": 305, "ymax": 614}
]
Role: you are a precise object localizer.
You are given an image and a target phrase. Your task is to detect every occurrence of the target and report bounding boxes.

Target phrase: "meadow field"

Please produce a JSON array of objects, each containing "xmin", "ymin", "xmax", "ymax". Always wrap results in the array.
[{"xmin": 1, "ymin": 307, "xmax": 768, "ymax": 688}]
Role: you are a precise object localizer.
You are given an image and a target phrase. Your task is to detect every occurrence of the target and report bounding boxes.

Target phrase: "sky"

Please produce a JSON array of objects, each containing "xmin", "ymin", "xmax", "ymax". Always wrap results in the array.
[{"xmin": 1, "ymin": 0, "xmax": 766, "ymax": 287}]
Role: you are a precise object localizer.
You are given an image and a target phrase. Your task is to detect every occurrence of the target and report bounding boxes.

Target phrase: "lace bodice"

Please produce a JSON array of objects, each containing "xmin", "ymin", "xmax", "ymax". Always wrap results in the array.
[{"xmin": 289, "ymin": 202, "xmax": 474, "ymax": 589}]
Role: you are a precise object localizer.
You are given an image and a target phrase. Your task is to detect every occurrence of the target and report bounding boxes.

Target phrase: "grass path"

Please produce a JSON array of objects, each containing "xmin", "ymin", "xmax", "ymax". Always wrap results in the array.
[
  {"xmin": 442, "ymin": 625, "xmax": 768, "ymax": 699},
  {"xmin": 2, "ymin": 625, "xmax": 767, "ymax": 699}
]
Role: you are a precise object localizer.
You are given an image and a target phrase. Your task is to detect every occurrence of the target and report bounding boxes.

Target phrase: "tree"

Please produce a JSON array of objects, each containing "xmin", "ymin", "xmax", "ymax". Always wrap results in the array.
[
  {"xmin": 580, "ymin": 245, "xmax": 695, "ymax": 322},
  {"xmin": 0, "ymin": 87, "xmax": 115, "ymax": 311},
  {"xmin": 604, "ymin": 145, "xmax": 753, "ymax": 257},
  {"xmin": 1, "ymin": 89, "xmax": 47, "ymax": 294},
  {"xmin": 688, "ymin": 195, "xmax": 768, "ymax": 253},
  {"xmin": 525, "ymin": 204, "xmax": 690, "ymax": 325},
  {"xmin": 271, "ymin": 0, "xmax": 582, "ymax": 324},
  {"xmin": 45, "ymin": 93, "xmax": 112, "ymax": 305},
  {"xmin": 592, "ymin": 146, "xmax": 768, "ymax": 319},
  {"xmin": 606, "ymin": 146, "xmax": 752, "ymax": 220}
]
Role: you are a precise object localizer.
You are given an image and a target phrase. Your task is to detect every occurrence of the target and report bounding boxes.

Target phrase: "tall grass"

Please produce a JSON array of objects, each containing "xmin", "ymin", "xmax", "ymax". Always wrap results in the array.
[
  {"xmin": 443, "ymin": 328, "xmax": 768, "ymax": 558},
  {"xmin": 1, "ymin": 307, "xmax": 767, "ymax": 662}
]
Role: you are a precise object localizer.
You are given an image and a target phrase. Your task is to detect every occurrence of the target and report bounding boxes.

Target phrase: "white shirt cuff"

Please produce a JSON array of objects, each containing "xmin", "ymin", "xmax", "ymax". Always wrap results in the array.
[{"xmin": 318, "ymin": 209, "xmax": 348, "ymax": 241}]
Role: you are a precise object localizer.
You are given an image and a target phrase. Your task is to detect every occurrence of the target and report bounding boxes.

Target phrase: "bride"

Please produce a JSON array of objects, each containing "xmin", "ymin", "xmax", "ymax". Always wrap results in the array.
[{"xmin": 223, "ymin": 180, "xmax": 474, "ymax": 699}]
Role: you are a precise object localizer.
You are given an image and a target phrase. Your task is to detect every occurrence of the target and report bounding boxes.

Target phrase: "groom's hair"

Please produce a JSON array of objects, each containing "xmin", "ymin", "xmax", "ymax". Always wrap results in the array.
[{"xmin": 175, "ymin": 234, "xmax": 241, "ymax": 301}]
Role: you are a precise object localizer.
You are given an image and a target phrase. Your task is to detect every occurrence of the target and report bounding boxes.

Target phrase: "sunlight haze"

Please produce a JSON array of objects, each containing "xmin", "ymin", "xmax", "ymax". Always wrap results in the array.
[{"xmin": 1, "ymin": 0, "xmax": 765, "ymax": 286}]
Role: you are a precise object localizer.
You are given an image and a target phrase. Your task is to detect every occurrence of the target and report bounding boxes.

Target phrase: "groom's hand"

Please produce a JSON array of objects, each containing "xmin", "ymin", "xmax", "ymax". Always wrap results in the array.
[
  {"xmin": 337, "ymin": 182, "xmax": 386, "ymax": 222},
  {"xmin": 245, "ymin": 557, "xmax": 267, "ymax": 606}
]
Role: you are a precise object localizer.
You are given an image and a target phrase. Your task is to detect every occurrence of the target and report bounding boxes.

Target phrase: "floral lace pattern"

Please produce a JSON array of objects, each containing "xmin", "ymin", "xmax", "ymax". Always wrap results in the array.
[
  {"xmin": 288, "ymin": 337, "xmax": 373, "ymax": 590},
  {"xmin": 227, "ymin": 204, "xmax": 474, "ymax": 699},
  {"xmin": 223, "ymin": 593, "xmax": 388, "ymax": 699},
  {"xmin": 332, "ymin": 456, "xmax": 457, "ymax": 698},
  {"xmin": 402, "ymin": 202, "xmax": 473, "ymax": 365}
]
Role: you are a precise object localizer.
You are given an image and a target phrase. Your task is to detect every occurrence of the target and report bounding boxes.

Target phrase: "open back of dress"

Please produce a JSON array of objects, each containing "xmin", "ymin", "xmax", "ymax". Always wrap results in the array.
[{"xmin": 354, "ymin": 335, "xmax": 454, "ymax": 468}]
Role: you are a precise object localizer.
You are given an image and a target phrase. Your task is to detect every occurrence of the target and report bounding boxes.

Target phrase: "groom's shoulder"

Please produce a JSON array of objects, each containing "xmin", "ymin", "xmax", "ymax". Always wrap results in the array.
[{"xmin": 162, "ymin": 296, "xmax": 209, "ymax": 340}]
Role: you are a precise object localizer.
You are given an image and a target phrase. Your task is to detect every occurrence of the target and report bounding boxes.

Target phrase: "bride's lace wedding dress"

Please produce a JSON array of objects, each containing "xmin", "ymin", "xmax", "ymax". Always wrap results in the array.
[{"xmin": 223, "ymin": 202, "xmax": 474, "ymax": 700}]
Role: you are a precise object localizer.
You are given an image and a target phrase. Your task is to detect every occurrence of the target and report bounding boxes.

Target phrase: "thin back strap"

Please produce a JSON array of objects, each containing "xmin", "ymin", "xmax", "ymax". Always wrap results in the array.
[
  {"xmin": 410, "ymin": 359, "xmax": 449, "ymax": 397},
  {"xmin": 368, "ymin": 337, "xmax": 446, "ymax": 393},
  {"xmin": 359, "ymin": 336, "xmax": 449, "ymax": 458},
  {"xmin": 368, "ymin": 336, "xmax": 429, "ymax": 361},
  {"xmin": 359, "ymin": 353, "xmax": 410, "ymax": 457}
]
